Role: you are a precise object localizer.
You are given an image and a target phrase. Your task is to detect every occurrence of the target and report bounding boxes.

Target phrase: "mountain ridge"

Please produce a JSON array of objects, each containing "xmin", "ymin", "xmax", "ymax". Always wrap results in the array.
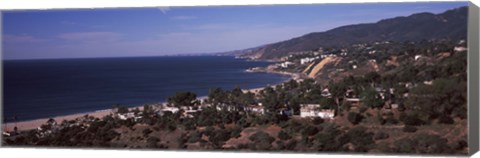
[{"xmin": 233, "ymin": 6, "xmax": 468, "ymax": 60}]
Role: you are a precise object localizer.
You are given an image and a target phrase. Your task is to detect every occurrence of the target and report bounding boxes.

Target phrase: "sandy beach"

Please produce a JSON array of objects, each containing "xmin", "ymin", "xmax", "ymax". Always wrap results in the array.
[{"xmin": 3, "ymin": 109, "xmax": 114, "ymax": 132}]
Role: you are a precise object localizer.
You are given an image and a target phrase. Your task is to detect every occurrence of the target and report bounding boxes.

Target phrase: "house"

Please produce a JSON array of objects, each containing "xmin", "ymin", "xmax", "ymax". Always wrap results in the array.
[
  {"xmin": 423, "ymin": 80, "xmax": 433, "ymax": 85},
  {"xmin": 454, "ymin": 46, "xmax": 467, "ymax": 52},
  {"xmin": 318, "ymin": 109, "xmax": 335, "ymax": 120},
  {"xmin": 300, "ymin": 57, "xmax": 316, "ymax": 65},
  {"xmin": 183, "ymin": 109, "xmax": 199, "ymax": 118},
  {"xmin": 117, "ymin": 112, "xmax": 142, "ymax": 121},
  {"xmin": 244, "ymin": 105, "xmax": 264, "ymax": 115},
  {"xmin": 345, "ymin": 89, "xmax": 357, "ymax": 98},
  {"xmin": 280, "ymin": 61, "xmax": 294, "ymax": 68},
  {"xmin": 391, "ymin": 104, "xmax": 399, "ymax": 109},
  {"xmin": 279, "ymin": 108, "xmax": 294, "ymax": 116},
  {"xmin": 300, "ymin": 104, "xmax": 321, "ymax": 117},
  {"xmin": 344, "ymin": 98, "xmax": 361, "ymax": 107},
  {"xmin": 415, "ymin": 55, "xmax": 422, "ymax": 61},
  {"xmin": 161, "ymin": 107, "xmax": 180, "ymax": 114},
  {"xmin": 299, "ymin": 104, "xmax": 335, "ymax": 119},
  {"xmin": 321, "ymin": 88, "xmax": 332, "ymax": 97}
]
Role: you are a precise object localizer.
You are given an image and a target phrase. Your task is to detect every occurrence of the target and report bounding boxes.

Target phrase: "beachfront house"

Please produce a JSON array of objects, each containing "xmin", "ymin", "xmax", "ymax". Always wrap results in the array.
[{"xmin": 117, "ymin": 112, "xmax": 142, "ymax": 121}]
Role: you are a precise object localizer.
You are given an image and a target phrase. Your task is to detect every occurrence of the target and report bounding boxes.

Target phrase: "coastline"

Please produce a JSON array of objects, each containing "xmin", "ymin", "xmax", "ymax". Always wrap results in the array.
[
  {"xmin": 3, "ymin": 87, "xmax": 268, "ymax": 132},
  {"xmin": 4, "ymin": 62, "xmax": 298, "ymax": 132}
]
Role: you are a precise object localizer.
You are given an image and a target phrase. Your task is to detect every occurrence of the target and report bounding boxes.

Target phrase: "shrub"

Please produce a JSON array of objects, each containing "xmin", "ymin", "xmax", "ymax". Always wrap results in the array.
[
  {"xmin": 278, "ymin": 130, "xmax": 291, "ymax": 140},
  {"xmin": 188, "ymin": 131, "xmax": 202, "ymax": 143},
  {"xmin": 285, "ymin": 140, "xmax": 297, "ymax": 150},
  {"xmin": 301, "ymin": 125, "xmax": 319, "ymax": 136},
  {"xmin": 438, "ymin": 115, "xmax": 454, "ymax": 124},
  {"xmin": 402, "ymin": 125, "xmax": 417, "ymax": 133},
  {"xmin": 204, "ymin": 126, "xmax": 215, "ymax": 137},
  {"xmin": 248, "ymin": 131, "xmax": 275, "ymax": 151},
  {"xmin": 348, "ymin": 112, "xmax": 363, "ymax": 125},
  {"xmin": 311, "ymin": 117, "xmax": 324, "ymax": 125},
  {"xmin": 230, "ymin": 126, "xmax": 242, "ymax": 138},
  {"xmin": 401, "ymin": 114, "xmax": 424, "ymax": 126},
  {"xmin": 276, "ymin": 140, "xmax": 286, "ymax": 150},
  {"xmin": 210, "ymin": 129, "xmax": 231, "ymax": 146},
  {"xmin": 146, "ymin": 137, "xmax": 160, "ymax": 148},
  {"xmin": 142, "ymin": 128, "xmax": 153, "ymax": 137},
  {"xmin": 373, "ymin": 132, "xmax": 389, "ymax": 140}
]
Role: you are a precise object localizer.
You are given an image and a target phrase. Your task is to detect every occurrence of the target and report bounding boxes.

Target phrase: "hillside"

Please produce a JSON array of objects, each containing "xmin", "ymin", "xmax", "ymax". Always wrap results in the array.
[{"xmin": 238, "ymin": 6, "xmax": 467, "ymax": 60}]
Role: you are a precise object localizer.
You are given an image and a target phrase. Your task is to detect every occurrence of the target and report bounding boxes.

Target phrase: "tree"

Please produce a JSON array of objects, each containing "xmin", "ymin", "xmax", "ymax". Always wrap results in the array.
[
  {"xmin": 360, "ymin": 88, "xmax": 384, "ymax": 109},
  {"xmin": 167, "ymin": 91, "xmax": 197, "ymax": 107},
  {"xmin": 320, "ymin": 98, "xmax": 335, "ymax": 109},
  {"xmin": 364, "ymin": 71, "xmax": 381, "ymax": 86},
  {"xmin": 329, "ymin": 81, "xmax": 347, "ymax": 105},
  {"xmin": 116, "ymin": 106, "xmax": 129, "ymax": 114}
]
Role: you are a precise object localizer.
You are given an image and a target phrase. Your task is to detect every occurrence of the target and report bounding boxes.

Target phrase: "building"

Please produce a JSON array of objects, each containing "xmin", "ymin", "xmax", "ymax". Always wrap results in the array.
[
  {"xmin": 300, "ymin": 104, "xmax": 321, "ymax": 117},
  {"xmin": 280, "ymin": 61, "xmax": 294, "ymax": 68},
  {"xmin": 300, "ymin": 57, "xmax": 317, "ymax": 65},
  {"xmin": 321, "ymin": 88, "xmax": 332, "ymax": 97},
  {"xmin": 279, "ymin": 108, "xmax": 294, "ymax": 116},
  {"xmin": 244, "ymin": 105, "xmax": 265, "ymax": 115},
  {"xmin": 454, "ymin": 46, "xmax": 467, "ymax": 52},
  {"xmin": 299, "ymin": 104, "xmax": 335, "ymax": 119},
  {"xmin": 317, "ymin": 109, "xmax": 335, "ymax": 119},
  {"xmin": 415, "ymin": 55, "xmax": 422, "ymax": 61}
]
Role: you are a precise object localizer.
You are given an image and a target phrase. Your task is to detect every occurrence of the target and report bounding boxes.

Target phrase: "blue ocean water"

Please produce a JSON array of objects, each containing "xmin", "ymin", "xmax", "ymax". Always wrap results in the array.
[{"xmin": 3, "ymin": 56, "xmax": 289, "ymax": 122}]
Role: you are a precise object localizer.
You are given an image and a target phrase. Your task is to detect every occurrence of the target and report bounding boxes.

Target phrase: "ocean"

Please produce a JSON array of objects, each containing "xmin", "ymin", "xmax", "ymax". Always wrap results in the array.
[{"xmin": 3, "ymin": 56, "xmax": 289, "ymax": 122}]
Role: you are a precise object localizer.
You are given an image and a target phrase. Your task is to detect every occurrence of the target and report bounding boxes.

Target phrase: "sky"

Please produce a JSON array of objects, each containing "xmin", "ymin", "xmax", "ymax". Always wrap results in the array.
[{"xmin": 2, "ymin": 2, "xmax": 468, "ymax": 60}]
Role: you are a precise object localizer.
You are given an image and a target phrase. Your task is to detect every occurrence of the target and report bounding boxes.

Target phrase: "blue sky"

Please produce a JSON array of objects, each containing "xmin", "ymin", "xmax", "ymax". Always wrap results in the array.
[{"xmin": 2, "ymin": 2, "xmax": 468, "ymax": 60}]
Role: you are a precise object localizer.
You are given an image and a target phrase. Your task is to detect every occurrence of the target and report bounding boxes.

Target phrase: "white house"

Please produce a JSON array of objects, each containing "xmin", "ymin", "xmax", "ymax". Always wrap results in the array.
[
  {"xmin": 454, "ymin": 46, "xmax": 467, "ymax": 52},
  {"xmin": 321, "ymin": 88, "xmax": 332, "ymax": 97},
  {"xmin": 244, "ymin": 105, "xmax": 265, "ymax": 115},
  {"xmin": 300, "ymin": 57, "xmax": 316, "ymax": 65},
  {"xmin": 317, "ymin": 109, "xmax": 335, "ymax": 120},
  {"xmin": 117, "ymin": 112, "xmax": 142, "ymax": 121},
  {"xmin": 299, "ymin": 104, "xmax": 335, "ymax": 119},
  {"xmin": 415, "ymin": 55, "xmax": 422, "ymax": 61},
  {"xmin": 280, "ymin": 61, "xmax": 294, "ymax": 68},
  {"xmin": 300, "ymin": 104, "xmax": 320, "ymax": 117}
]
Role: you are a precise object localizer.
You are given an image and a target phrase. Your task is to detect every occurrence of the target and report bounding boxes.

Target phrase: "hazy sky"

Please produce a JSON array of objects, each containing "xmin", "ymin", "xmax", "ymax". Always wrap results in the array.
[{"xmin": 2, "ymin": 2, "xmax": 468, "ymax": 60}]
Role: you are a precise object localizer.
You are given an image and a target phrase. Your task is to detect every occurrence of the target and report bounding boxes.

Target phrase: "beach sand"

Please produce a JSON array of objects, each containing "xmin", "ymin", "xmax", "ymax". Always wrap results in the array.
[{"xmin": 3, "ymin": 109, "xmax": 115, "ymax": 132}]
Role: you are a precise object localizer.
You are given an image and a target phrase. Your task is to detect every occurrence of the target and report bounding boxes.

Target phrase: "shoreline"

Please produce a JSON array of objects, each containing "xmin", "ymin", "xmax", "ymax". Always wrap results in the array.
[
  {"xmin": 3, "ymin": 88, "xmax": 283, "ymax": 132},
  {"xmin": 4, "ymin": 63, "xmax": 297, "ymax": 132}
]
